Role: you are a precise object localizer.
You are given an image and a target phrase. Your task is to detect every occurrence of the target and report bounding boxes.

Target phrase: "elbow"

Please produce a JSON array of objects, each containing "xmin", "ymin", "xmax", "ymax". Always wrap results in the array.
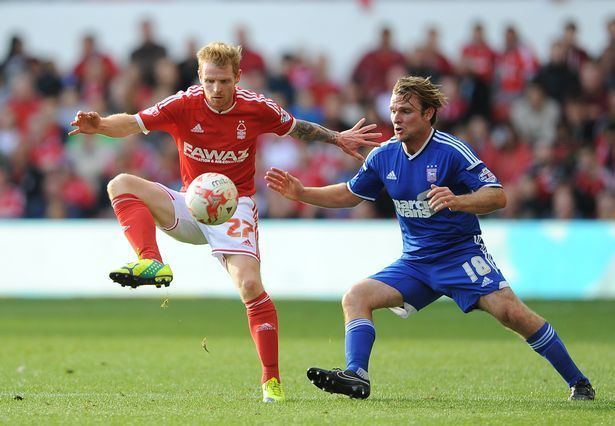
[{"xmin": 497, "ymin": 189, "xmax": 507, "ymax": 210}]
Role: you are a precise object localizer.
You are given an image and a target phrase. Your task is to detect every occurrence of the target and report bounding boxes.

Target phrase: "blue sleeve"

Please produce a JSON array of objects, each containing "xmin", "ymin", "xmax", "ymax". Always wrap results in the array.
[
  {"xmin": 450, "ymin": 145, "xmax": 502, "ymax": 191},
  {"xmin": 347, "ymin": 150, "xmax": 383, "ymax": 201},
  {"xmin": 461, "ymin": 163, "xmax": 502, "ymax": 191}
]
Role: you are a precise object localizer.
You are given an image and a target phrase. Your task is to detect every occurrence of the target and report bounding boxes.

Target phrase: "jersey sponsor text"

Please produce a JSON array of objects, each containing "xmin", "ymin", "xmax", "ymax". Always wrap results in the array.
[
  {"xmin": 183, "ymin": 142, "xmax": 249, "ymax": 164},
  {"xmin": 393, "ymin": 198, "xmax": 433, "ymax": 218}
]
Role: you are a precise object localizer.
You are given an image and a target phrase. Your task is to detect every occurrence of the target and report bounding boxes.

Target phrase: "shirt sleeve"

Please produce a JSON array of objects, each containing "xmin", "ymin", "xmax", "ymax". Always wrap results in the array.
[
  {"xmin": 135, "ymin": 91, "xmax": 185, "ymax": 134},
  {"xmin": 450, "ymin": 144, "xmax": 502, "ymax": 191},
  {"xmin": 257, "ymin": 97, "xmax": 296, "ymax": 136},
  {"xmin": 346, "ymin": 148, "xmax": 383, "ymax": 201}
]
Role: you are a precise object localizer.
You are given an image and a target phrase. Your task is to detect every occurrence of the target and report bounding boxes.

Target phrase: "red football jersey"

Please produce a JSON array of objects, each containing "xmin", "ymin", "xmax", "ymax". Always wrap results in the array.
[{"xmin": 136, "ymin": 85, "xmax": 295, "ymax": 196}]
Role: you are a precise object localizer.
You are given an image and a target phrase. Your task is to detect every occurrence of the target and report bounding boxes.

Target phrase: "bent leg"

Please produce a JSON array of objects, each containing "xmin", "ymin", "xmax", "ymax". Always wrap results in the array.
[
  {"xmin": 225, "ymin": 254, "xmax": 279, "ymax": 384},
  {"xmin": 107, "ymin": 173, "xmax": 175, "ymax": 228},
  {"xmin": 342, "ymin": 279, "xmax": 404, "ymax": 377},
  {"xmin": 479, "ymin": 288, "xmax": 591, "ymax": 389},
  {"xmin": 107, "ymin": 174, "xmax": 176, "ymax": 262}
]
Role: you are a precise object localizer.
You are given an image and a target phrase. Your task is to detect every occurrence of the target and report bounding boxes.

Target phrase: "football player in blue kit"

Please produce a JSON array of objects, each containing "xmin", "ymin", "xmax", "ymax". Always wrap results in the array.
[{"xmin": 264, "ymin": 76, "xmax": 594, "ymax": 401}]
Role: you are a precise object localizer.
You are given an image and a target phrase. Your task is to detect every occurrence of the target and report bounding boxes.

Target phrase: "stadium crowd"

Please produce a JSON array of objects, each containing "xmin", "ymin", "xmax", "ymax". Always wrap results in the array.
[{"xmin": 0, "ymin": 20, "xmax": 614, "ymax": 219}]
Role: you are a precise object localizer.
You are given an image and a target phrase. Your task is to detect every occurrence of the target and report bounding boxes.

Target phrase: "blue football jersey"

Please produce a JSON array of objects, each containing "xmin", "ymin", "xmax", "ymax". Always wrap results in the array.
[{"xmin": 347, "ymin": 129, "xmax": 502, "ymax": 260}]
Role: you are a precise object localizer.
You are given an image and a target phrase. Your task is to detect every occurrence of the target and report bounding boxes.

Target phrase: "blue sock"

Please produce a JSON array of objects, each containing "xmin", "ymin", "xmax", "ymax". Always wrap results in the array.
[
  {"xmin": 527, "ymin": 322, "xmax": 588, "ymax": 387},
  {"xmin": 345, "ymin": 318, "xmax": 376, "ymax": 379}
]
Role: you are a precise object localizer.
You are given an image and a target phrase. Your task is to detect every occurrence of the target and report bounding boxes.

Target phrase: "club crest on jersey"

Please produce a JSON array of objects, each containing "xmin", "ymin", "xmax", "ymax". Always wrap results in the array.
[
  {"xmin": 237, "ymin": 120, "xmax": 247, "ymax": 140},
  {"xmin": 426, "ymin": 165, "xmax": 438, "ymax": 183},
  {"xmin": 142, "ymin": 105, "xmax": 160, "ymax": 116},
  {"xmin": 479, "ymin": 167, "xmax": 497, "ymax": 183}
]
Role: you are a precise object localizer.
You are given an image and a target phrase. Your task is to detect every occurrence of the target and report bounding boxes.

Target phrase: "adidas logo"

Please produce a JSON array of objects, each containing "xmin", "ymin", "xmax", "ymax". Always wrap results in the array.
[
  {"xmin": 242, "ymin": 239, "xmax": 253, "ymax": 248},
  {"xmin": 481, "ymin": 276, "xmax": 493, "ymax": 287},
  {"xmin": 190, "ymin": 123, "xmax": 204, "ymax": 133},
  {"xmin": 386, "ymin": 170, "xmax": 397, "ymax": 180},
  {"xmin": 256, "ymin": 322, "xmax": 276, "ymax": 332}
]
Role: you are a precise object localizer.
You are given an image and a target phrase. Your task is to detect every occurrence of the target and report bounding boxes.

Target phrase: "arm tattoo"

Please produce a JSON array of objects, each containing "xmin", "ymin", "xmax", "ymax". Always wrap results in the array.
[{"xmin": 289, "ymin": 119, "xmax": 339, "ymax": 145}]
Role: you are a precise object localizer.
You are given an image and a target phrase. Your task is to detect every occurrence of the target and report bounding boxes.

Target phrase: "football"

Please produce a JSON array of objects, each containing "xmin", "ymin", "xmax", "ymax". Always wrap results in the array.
[{"xmin": 185, "ymin": 172, "xmax": 239, "ymax": 225}]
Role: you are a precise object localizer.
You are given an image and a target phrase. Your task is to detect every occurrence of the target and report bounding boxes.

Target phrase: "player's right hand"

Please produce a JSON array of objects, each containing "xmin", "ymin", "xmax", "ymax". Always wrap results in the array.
[
  {"xmin": 68, "ymin": 111, "xmax": 102, "ymax": 136},
  {"xmin": 264, "ymin": 167, "xmax": 304, "ymax": 201}
]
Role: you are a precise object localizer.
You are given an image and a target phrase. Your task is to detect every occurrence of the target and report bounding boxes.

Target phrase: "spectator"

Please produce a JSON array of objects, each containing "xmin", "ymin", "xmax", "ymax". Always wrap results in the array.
[
  {"xmin": 130, "ymin": 19, "xmax": 167, "ymax": 87},
  {"xmin": 352, "ymin": 27, "xmax": 405, "ymax": 100},
  {"xmin": 599, "ymin": 18, "xmax": 615, "ymax": 87},
  {"xmin": 534, "ymin": 41, "xmax": 580, "ymax": 103},
  {"xmin": 510, "ymin": 81, "xmax": 560, "ymax": 146},
  {"xmin": 460, "ymin": 22, "xmax": 497, "ymax": 84},
  {"xmin": 579, "ymin": 60, "xmax": 608, "ymax": 122},
  {"xmin": 561, "ymin": 21, "xmax": 590, "ymax": 72},
  {"xmin": 0, "ymin": 35, "xmax": 34, "ymax": 85},
  {"xmin": 177, "ymin": 38, "xmax": 199, "ymax": 90},
  {"xmin": 309, "ymin": 54, "xmax": 340, "ymax": 107},
  {"xmin": 420, "ymin": 26, "xmax": 454, "ymax": 77},
  {"xmin": 235, "ymin": 25, "xmax": 267, "ymax": 76},
  {"xmin": 0, "ymin": 165, "xmax": 25, "ymax": 218},
  {"xmin": 552, "ymin": 184, "xmax": 579, "ymax": 219},
  {"xmin": 6, "ymin": 73, "xmax": 41, "ymax": 134},
  {"xmin": 493, "ymin": 25, "xmax": 540, "ymax": 121},
  {"xmin": 72, "ymin": 34, "xmax": 118, "ymax": 96}
]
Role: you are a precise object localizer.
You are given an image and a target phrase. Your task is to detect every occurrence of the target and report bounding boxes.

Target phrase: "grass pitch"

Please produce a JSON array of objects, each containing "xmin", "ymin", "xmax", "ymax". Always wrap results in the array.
[{"xmin": 0, "ymin": 298, "xmax": 613, "ymax": 425}]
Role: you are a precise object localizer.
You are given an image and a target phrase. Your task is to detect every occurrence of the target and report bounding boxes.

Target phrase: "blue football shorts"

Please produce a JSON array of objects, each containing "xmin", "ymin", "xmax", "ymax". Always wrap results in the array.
[{"xmin": 370, "ymin": 244, "xmax": 509, "ymax": 316}]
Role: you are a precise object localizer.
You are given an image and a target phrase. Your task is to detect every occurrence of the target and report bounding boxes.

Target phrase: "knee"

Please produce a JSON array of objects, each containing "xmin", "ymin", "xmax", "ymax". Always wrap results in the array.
[
  {"xmin": 107, "ymin": 173, "xmax": 136, "ymax": 198},
  {"xmin": 498, "ymin": 304, "xmax": 528, "ymax": 330},
  {"xmin": 342, "ymin": 285, "xmax": 368, "ymax": 314},
  {"xmin": 238, "ymin": 277, "xmax": 263, "ymax": 300}
]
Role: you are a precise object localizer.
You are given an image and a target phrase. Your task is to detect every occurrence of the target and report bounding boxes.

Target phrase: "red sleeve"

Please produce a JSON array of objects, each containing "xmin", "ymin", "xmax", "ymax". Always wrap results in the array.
[
  {"xmin": 258, "ymin": 98, "xmax": 296, "ymax": 137},
  {"xmin": 135, "ymin": 91, "xmax": 185, "ymax": 134}
]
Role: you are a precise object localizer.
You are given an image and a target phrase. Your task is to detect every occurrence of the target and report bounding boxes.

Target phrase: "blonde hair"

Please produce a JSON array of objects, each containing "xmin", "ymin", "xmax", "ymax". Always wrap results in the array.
[
  {"xmin": 197, "ymin": 42, "xmax": 242, "ymax": 75},
  {"xmin": 392, "ymin": 76, "xmax": 448, "ymax": 125}
]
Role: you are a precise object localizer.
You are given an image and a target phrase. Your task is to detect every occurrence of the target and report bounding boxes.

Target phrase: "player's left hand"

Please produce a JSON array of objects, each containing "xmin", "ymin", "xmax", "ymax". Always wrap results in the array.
[
  {"xmin": 427, "ymin": 184, "xmax": 460, "ymax": 212},
  {"xmin": 336, "ymin": 118, "xmax": 382, "ymax": 161}
]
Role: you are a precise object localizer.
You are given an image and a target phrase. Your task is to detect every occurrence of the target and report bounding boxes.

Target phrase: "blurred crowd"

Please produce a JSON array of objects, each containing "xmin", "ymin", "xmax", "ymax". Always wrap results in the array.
[{"xmin": 1, "ymin": 19, "xmax": 615, "ymax": 220}]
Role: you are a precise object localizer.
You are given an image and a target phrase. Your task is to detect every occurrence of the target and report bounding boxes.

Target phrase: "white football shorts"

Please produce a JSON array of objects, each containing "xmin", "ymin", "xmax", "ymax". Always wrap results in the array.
[{"xmin": 155, "ymin": 183, "xmax": 260, "ymax": 262}]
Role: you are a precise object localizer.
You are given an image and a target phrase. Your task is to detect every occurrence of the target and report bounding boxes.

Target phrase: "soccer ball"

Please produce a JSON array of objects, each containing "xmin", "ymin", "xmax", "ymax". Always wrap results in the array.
[{"xmin": 185, "ymin": 172, "xmax": 239, "ymax": 225}]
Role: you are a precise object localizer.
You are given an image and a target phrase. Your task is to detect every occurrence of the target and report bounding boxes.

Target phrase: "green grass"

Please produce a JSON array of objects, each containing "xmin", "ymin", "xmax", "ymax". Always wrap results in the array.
[{"xmin": 0, "ymin": 299, "xmax": 613, "ymax": 425}]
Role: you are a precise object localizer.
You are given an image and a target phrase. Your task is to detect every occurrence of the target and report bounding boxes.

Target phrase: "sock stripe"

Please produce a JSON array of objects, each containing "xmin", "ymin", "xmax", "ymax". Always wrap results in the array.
[
  {"xmin": 529, "ymin": 324, "xmax": 555, "ymax": 350},
  {"xmin": 246, "ymin": 294, "xmax": 270, "ymax": 310},
  {"xmin": 345, "ymin": 319, "xmax": 375, "ymax": 333},
  {"xmin": 111, "ymin": 196, "xmax": 140, "ymax": 208}
]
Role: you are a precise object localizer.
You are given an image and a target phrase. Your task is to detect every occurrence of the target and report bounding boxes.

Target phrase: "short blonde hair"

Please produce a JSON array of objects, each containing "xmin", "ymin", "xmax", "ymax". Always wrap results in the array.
[
  {"xmin": 393, "ymin": 76, "xmax": 448, "ymax": 125},
  {"xmin": 197, "ymin": 42, "xmax": 242, "ymax": 75}
]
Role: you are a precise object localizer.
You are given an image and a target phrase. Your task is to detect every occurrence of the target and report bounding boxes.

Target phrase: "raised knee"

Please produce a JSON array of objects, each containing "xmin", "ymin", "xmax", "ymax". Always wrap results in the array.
[
  {"xmin": 238, "ymin": 278, "xmax": 262, "ymax": 299},
  {"xmin": 342, "ymin": 285, "xmax": 367, "ymax": 313},
  {"xmin": 107, "ymin": 173, "xmax": 135, "ymax": 198}
]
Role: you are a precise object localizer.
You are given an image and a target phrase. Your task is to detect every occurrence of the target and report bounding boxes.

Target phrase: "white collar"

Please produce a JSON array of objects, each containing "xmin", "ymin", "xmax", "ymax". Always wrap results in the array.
[
  {"xmin": 401, "ymin": 128, "xmax": 434, "ymax": 160},
  {"xmin": 204, "ymin": 89, "xmax": 237, "ymax": 114}
]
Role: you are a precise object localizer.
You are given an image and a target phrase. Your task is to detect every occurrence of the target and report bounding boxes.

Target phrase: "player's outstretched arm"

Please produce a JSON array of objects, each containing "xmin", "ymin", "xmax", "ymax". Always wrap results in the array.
[
  {"xmin": 427, "ymin": 185, "xmax": 507, "ymax": 215},
  {"xmin": 69, "ymin": 111, "xmax": 142, "ymax": 138},
  {"xmin": 289, "ymin": 118, "xmax": 382, "ymax": 161},
  {"xmin": 265, "ymin": 167, "xmax": 362, "ymax": 208}
]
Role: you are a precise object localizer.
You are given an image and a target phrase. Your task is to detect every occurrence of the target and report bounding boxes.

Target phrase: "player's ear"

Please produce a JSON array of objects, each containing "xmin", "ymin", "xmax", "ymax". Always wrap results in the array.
[
  {"xmin": 423, "ymin": 106, "xmax": 435, "ymax": 122},
  {"xmin": 235, "ymin": 69, "xmax": 242, "ymax": 84}
]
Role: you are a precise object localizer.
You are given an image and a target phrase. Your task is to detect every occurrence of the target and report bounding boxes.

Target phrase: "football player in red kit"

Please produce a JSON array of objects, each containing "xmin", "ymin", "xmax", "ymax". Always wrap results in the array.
[{"xmin": 69, "ymin": 42, "xmax": 381, "ymax": 402}]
